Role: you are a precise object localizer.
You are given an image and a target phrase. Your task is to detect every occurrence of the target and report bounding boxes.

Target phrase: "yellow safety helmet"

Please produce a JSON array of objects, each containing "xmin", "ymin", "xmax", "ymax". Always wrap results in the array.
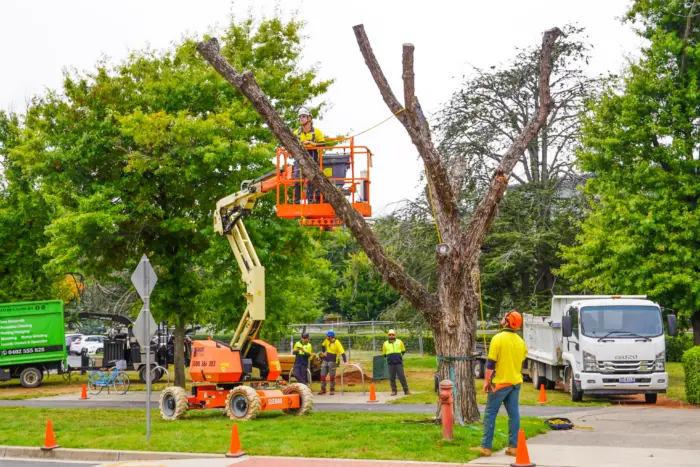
[{"xmin": 388, "ymin": 329, "xmax": 396, "ymax": 336}]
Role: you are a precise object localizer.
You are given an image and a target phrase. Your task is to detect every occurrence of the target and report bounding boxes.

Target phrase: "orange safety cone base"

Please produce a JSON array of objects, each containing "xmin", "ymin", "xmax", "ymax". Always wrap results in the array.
[
  {"xmin": 509, "ymin": 428, "xmax": 535, "ymax": 467},
  {"xmin": 536, "ymin": 384, "xmax": 547, "ymax": 404},
  {"xmin": 225, "ymin": 450, "xmax": 246, "ymax": 458},
  {"xmin": 367, "ymin": 383, "xmax": 378, "ymax": 403},
  {"xmin": 41, "ymin": 420, "xmax": 60, "ymax": 451}
]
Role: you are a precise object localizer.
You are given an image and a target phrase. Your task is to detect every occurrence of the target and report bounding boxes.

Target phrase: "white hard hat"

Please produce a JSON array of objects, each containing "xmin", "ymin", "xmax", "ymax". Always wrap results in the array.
[{"xmin": 297, "ymin": 106, "xmax": 312, "ymax": 118}]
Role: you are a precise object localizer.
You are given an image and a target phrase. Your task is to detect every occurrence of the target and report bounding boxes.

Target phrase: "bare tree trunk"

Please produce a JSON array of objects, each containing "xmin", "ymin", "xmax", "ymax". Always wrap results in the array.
[
  {"xmin": 174, "ymin": 312, "xmax": 186, "ymax": 388},
  {"xmin": 692, "ymin": 311, "xmax": 700, "ymax": 346}
]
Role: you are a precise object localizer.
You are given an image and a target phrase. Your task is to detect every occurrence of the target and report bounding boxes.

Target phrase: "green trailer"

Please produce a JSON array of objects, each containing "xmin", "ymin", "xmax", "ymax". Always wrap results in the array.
[{"xmin": 0, "ymin": 300, "xmax": 66, "ymax": 388}]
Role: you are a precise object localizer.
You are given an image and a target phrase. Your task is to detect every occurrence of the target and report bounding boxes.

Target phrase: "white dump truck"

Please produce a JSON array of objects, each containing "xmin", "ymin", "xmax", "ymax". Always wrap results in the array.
[{"xmin": 523, "ymin": 295, "xmax": 677, "ymax": 403}]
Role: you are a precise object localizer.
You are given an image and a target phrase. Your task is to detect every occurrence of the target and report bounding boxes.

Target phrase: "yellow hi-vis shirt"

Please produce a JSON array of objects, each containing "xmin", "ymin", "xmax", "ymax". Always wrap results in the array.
[
  {"xmin": 487, "ymin": 329, "xmax": 528, "ymax": 386},
  {"xmin": 293, "ymin": 126, "xmax": 325, "ymax": 146},
  {"xmin": 321, "ymin": 338, "xmax": 345, "ymax": 363}
]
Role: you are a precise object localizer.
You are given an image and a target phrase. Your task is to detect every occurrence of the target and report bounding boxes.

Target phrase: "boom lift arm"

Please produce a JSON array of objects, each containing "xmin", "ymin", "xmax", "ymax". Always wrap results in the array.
[{"xmin": 213, "ymin": 170, "xmax": 280, "ymax": 356}]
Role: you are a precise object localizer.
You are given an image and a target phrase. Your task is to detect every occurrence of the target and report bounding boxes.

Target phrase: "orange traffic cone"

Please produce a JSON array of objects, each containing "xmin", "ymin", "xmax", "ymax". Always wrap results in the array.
[
  {"xmin": 225, "ymin": 424, "xmax": 246, "ymax": 458},
  {"xmin": 537, "ymin": 384, "xmax": 547, "ymax": 404},
  {"xmin": 79, "ymin": 384, "xmax": 89, "ymax": 400},
  {"xmin": 41, "ymin": 419, "xmax": 60, "ymax": 451},
  {"xmin": 509, "ymin": 429, "xmax": 535, "ymax": 467},
  {"xmin": 367, "ymin": 383, "xmax": 378, "ymax": 403}
]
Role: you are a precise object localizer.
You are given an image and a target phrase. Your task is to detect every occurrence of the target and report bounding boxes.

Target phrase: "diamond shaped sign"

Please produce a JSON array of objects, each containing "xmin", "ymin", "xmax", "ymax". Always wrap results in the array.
[
  {"xmin": 131, "ymin": 254, "xmax": 157, "ymax": 299},
  {"xmin": 133, "ymin": 306, "xmax": 157, "ymax": 347}
]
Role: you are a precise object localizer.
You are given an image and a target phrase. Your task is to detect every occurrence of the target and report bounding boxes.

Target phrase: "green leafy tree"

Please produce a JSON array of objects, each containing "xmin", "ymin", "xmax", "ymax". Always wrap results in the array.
[
  {"xmin": 560, "ymin": 0, "xmax": 700, "ymax": 343},
  {"xmin": 13, "ymin": 17, "xmax": 331, "ymax": 386},
  {"xmin": 336, "ymin": 251, "xmax": 400, "ymax": 321},
  {"xmin": 0, "ymin": 111, "xmax": 55, "ymax": 302}
]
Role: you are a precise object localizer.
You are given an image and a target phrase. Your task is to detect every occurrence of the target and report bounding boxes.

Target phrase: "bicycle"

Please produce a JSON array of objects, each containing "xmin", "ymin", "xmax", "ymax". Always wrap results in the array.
[{"xmin": 87, "ymin": 360, "xmax": 130, "ymax": 395}]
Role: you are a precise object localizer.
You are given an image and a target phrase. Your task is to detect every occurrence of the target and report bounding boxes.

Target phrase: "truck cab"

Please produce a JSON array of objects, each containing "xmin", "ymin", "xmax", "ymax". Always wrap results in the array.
[{"xmin": 560, "ymin": 296, "xmax": 675, "ymax": 403}]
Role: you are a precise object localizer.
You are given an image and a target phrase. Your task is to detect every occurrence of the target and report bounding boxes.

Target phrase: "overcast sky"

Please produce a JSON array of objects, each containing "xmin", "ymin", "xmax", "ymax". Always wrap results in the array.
[{"xmin": 0, "ymin": 0, "xmax": 642, "ymax": 214}]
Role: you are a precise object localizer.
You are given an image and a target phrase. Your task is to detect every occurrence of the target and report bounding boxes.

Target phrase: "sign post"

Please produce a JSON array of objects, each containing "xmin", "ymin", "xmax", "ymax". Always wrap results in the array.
[{"xmin": 131, "ymin": 254, "xmax": 158, "ymax": 440}]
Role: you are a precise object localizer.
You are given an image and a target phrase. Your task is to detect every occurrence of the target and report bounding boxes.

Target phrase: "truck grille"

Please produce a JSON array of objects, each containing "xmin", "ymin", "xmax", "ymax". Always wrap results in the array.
[{"xmin": 597, "ymin": 360, "xmax": 654, "ymax": 374}]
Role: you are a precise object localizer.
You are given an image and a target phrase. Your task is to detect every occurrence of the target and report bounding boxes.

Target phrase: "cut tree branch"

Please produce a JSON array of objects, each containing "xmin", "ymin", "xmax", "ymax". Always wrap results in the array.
[
  {"xmin": 461, "ymin": 27, "xmax": 564, "ymax": 269},
  {"xmin": 353, "ymin": 24, "xmax": 459, "ymax": 235},
  {"xmin": 196, "ymin": 38, "xmax": 438, "ymax": 315}
]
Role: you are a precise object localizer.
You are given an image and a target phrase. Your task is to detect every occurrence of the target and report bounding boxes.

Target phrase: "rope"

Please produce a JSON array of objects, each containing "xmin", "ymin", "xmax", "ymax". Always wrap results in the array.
[
  {"xmin": 437, "ymin": 355, "xmax": 470, "ymax": 427},
  {"xmin": 476, "ymin": 273, "xmax": 487, "ymax": 349},
  {"xmin": 307, "ymin": 108, "xmax": 406, "ymax": 148}
]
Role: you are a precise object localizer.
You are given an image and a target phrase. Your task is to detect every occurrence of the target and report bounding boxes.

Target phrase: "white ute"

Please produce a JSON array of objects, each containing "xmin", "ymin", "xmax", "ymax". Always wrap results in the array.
[{"xmin": 523, "ymin": 295, "xmax": 678, "ymax": 404}]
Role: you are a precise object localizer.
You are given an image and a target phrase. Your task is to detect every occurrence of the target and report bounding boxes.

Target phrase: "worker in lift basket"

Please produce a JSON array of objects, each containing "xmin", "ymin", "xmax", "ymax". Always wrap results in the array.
[
  {"xmin": 292, "ymin": 332, "xmax": 312, "ymax": 384},
  {"xmin": 318, "ymin": 330, "xmax": 347, "ymax": 395},
  {"xmin": 471, "ymin": 310, "xmax": 528, "ymax": 458},
  {"xmin": 292, "ymin": 106, "xmax": 325, "ymax": 204}
]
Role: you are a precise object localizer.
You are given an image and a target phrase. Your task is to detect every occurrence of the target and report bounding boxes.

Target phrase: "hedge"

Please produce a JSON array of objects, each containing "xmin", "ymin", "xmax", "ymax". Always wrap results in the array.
[
  {"xmin": 682, "ymin": 346, "xmax": 700, "ymax": 405},
  {"xmin": 666, "ymin": 334, "xmax": 694, "ymax": 362}
]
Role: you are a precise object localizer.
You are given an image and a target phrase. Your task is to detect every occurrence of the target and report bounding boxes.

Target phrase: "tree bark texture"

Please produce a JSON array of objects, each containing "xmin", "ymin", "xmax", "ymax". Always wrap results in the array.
[
  {"xmin": 198, "ymin": 25, "xmax": 561, "ymax": 424},
  {"xmin": 692, "ymin": 311, "xmax": 700, "ymax": 346},
  {"xmin": 174, "ymin": 314, "xmax": 186, "ymax": 388}
]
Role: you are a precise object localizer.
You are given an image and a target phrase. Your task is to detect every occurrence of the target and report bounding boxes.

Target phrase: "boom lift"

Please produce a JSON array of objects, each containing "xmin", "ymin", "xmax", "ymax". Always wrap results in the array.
[{"xmin": 158, "ymin": 139, "xmax": 372, "ymax": 421}]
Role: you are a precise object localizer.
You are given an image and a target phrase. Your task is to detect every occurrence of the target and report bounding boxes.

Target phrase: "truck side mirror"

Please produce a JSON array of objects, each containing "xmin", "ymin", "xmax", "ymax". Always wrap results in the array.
[
  {"xmin": 562, "ymin": 315, "xmax": 572, "ymax": 338},
  {"xmin": 667, "ymin": 314, "xmax": 678, "ymax": 337}
]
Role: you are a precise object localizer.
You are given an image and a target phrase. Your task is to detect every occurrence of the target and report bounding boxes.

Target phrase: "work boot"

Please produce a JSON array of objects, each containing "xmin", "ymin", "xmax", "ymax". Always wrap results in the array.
[
  {"xmin": 329, "ymin": 391, "xmax": 335, "ymax": 395},
  {"xmin": 391, "ymin": 391, "xmax": 398, "ymax": 396},
  {"xmin": 469, "ymin": 447, "xmax": 491, "ymax": 457},
  {"xmin": 318, "ymin": 389, "xmax": 326, "ymax": 395},
  {"xmin": 505, "ymin": 447, "xmax": 517, "ymax": 457},
  {"xmin": 404, "ymin": 391, "xmax": 412, "ymax": 395}
]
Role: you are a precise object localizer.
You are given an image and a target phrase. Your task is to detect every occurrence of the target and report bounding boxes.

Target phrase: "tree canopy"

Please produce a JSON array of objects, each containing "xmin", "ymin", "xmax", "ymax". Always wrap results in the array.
[{"xmin": 560, "ymin": 0, "xmax": 700, "ymax": 341}]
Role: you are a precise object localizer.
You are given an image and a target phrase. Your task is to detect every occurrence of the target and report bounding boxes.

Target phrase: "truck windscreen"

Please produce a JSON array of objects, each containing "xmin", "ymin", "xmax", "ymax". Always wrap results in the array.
[{"xmin": 580, "ymin": 306, "xmax": 663, "ymax": 338}]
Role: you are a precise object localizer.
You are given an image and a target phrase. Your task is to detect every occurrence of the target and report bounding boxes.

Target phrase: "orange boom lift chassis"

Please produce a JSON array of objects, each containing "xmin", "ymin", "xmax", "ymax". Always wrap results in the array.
[{"xmin": 158, "ymin": 139, "xmax": 372, "ymax": 421}]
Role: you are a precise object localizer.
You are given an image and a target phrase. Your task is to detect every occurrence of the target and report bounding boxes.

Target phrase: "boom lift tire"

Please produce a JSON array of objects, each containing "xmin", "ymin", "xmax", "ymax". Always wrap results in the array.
[
  {"xmin": 225, "ymin": 386, "xmax": 261, "ymax": 421},
  {"xmin": 283, "ymin": 382, "xmax": 313, "ymax": 416},
  {"xmin": 160, "ymin": 386, "xmax": 189, "ymax": 420}
]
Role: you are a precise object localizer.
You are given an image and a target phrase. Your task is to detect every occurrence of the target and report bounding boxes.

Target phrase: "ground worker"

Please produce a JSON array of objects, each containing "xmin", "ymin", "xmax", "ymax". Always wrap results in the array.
[
  {"xmin": 292, "ymin": 332, "xmax": 312, "ymax": 384},
  {"xmin": 292, "ymin": 106, "xmax": 325, "ymax": 204},
  {"xmin": 471, "ymin": 310, "xmax": 528, "ymax": 458},
  {"xmin": 382, "ymin": 329, "xmax": 412, "ymax": 396},
  {"xmin": 318, "ymin": 330, "xmax": 346, "ymax": 395}
]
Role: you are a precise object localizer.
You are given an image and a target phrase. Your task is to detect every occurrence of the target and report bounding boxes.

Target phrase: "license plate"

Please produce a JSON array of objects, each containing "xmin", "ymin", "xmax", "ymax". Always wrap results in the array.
[{"xmin": 619, "ymin": 377, "xmax": 635, "ymax": 383}]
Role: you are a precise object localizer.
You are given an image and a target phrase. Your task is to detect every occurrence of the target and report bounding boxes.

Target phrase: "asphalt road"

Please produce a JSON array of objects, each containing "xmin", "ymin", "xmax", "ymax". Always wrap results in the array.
[
  {"xmin": 0, "ymin": 398, "xmax": 591, "ymax": 417},
  {"xmin": 0, "ymin": 461, "xmax": 96, "ymax": 467}
]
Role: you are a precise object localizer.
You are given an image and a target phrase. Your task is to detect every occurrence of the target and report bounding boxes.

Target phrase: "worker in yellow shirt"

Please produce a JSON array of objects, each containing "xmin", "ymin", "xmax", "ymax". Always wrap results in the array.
[
  {"xmin": 318, "ymin": 330, "xmax": 346, "ymax": 395},
  {"xmin": 292, "ymin": 332, "xmax": 312, "ymax": 384},
  {"xmin": 292, "ymin": 106, "xmax": 325, "ymax": 204},
  {"xmin": 382, "ymin": 329, "xmax": 412, "ymax": 396},
  {"xmin": 471, "ymin": 310, "xmax": 528, "ymax": 458}
]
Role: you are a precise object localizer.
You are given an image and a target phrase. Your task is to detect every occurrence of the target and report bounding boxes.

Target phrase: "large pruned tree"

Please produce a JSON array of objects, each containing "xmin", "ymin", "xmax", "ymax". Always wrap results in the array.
[{"xmin": 198, "ymin": 25, "xmax": 562, "ymax": 422}]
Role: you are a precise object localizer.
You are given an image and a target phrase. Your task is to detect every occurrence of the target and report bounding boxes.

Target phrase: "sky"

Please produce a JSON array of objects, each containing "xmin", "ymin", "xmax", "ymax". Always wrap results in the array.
[{"xmin": 0, "ymin": 0, "xmax": 643, "ymax": 214}]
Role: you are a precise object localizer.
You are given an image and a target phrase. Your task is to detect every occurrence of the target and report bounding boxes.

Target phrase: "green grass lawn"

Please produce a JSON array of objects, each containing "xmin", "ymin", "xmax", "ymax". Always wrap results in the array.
[
  {"xmin": 0, "ymin": 407, "xmax": 548, "ymax": 463},
  {"xmin": 665, "ymin": 362, "xmax": 688, "ymax": 403}
]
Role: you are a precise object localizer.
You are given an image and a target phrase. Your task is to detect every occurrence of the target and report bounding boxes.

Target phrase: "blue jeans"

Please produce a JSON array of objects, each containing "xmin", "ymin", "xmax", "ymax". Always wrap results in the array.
[{"xmin": 481, "ymin": 384, "xmax": 521, "ymax": 449}]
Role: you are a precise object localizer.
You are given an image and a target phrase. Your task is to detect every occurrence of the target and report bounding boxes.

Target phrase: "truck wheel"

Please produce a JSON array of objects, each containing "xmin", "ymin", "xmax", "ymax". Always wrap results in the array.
[
  {"xmin": 19, "ymin": 367, "xmax": 42, "ymax": 388},
  {"xmin": 530, "ymin": 362, "xmax": 545, "ymax": 390},
  {"xmin": 283, "ymin": 382, "xmax": 313, "ymax": 416},
  {"xmin": 546, "ymin": 379, "xmax": 556, "ymax": 390},
  {"xmin": 645, "ymin": 393, "xmax": 658, "ymax": 404},
  {"xmin": 159, "ymin": 386, "xmax": 189, "ymax": 420},
  {"xmin": 473, "ymin": 360, "xmax": 485, "ymax": 380},
  {"xmin": 570, "ymin": 370, "xmax": 583, "ymax": 402},
  {"xmin": 225, "ymin": 386, "xmax": 261, "ymax": 421}
]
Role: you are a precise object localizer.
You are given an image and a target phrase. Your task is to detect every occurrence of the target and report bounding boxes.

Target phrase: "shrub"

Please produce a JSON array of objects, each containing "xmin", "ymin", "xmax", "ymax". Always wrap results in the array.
[
  {"xmin": 666, "ymin": 334, "xmax": 694, "ymax": 362},
  {"xmin": 682, "ymin": 346, "xmax": 700, "ymax": 405}
]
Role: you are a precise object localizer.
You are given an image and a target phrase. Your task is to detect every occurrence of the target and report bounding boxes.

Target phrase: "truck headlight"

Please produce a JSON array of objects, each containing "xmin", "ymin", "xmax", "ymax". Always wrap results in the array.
[
  {"xmin": 655, "ymin": 351, "xmax": 665, "ymax": 371},
  {"xmin": 583, "ymin": 351, "xmax": 597, "ymax": 372}
]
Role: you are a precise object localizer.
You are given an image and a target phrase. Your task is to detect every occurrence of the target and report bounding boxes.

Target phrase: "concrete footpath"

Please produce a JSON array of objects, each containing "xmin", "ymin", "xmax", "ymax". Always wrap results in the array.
[{"xmin": 468, "ymin": 406, "xmax": 700, "ymax": 466}]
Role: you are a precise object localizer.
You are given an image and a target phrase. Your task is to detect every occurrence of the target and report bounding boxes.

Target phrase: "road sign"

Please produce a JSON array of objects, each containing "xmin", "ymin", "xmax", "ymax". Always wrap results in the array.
[
  {"xmin": 132, "ymin": 306, "xmax": 157, "ymax": 348},
  {"xmin": 131, "ymin": 254, "xmax": 157, "ymax": 299},
  {"xmin": 130, "ymin": 254, "xmax": 158, "ymax": 441}
]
